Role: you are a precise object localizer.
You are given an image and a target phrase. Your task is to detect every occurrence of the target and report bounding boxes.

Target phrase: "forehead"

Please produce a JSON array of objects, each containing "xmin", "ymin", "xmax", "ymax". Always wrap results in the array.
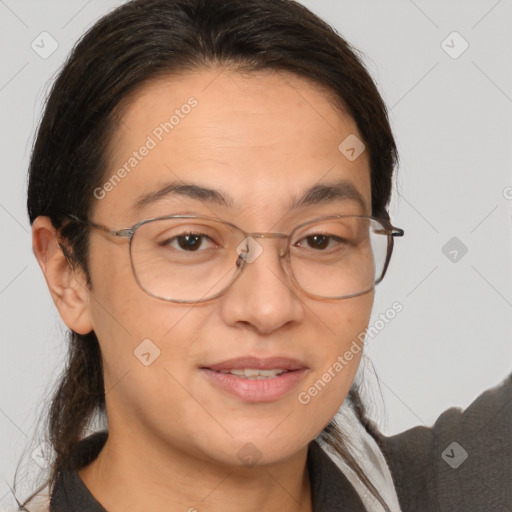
[{"xmin": 97, "ymin": 67, "xmax": 372, "ymax": 223}]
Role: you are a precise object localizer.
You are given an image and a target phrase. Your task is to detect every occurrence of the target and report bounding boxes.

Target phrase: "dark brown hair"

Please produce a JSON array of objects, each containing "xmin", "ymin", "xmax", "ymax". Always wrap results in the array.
[{"xmin": 19, "ymin": 0, "xmax": 398, "ymax": 509}]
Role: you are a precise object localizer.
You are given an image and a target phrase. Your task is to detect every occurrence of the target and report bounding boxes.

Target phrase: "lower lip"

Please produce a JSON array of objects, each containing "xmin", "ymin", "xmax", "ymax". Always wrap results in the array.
[{"xmin": 200, "ymin": 368, "xmax": 308, "ymax": 402}]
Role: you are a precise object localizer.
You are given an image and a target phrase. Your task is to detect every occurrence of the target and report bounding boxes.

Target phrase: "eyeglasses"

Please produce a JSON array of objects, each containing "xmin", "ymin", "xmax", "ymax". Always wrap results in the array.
[{"xmin": 64, "ymin": 213, "xmax": 404, "ymax": 303}]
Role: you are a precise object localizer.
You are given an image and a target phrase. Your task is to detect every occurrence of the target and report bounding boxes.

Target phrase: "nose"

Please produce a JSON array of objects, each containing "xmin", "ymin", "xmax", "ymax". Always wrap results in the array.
[{"xmin": 218, "ymin": 236, "xmax": 304, "ymax": 335}]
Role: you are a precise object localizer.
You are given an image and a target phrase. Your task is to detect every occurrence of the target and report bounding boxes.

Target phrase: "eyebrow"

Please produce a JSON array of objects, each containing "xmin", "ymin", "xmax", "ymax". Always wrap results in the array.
[{"xmin": 133, "ymin": 178, "xmax": 368, "ymax": 214}]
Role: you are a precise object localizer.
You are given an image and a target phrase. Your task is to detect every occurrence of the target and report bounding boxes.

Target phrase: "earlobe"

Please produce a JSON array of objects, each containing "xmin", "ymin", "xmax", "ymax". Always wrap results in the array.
[{"xmin": 32, "ymin": 216, "xmax": 94, "ymax": 335}]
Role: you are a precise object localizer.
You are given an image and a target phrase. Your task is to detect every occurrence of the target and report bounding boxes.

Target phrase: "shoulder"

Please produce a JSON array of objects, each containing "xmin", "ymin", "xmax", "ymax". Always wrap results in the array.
[{"xmin": 371, "ymin": 373, "xmax": 512, "ymax": 511}]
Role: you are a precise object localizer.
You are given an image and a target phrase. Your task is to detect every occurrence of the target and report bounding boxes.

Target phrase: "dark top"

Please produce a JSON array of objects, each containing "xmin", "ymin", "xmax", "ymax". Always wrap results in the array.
[{"xmin": 49, "ymin": 373, "xmax": 512, "ymax": 512}]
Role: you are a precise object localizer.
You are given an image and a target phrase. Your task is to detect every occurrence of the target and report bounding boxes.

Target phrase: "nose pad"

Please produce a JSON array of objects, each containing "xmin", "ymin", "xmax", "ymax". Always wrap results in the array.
[
  {"xmin": 236, "ymin": 236, "xmax": 264, "ymax": 264},
  {"xmin": 235, "ymin": 236, "xmax": 289, "ymax": 267},
  {"xmin": 233, "ymin": 235, "xmax": 294, "ymax": 298}
]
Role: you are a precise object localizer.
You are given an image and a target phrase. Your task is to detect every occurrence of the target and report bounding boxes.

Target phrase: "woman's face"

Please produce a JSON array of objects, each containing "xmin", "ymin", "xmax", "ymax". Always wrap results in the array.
[{"xmin": 82, "ymin": 68, "xmax": 374, "ymax": 467}]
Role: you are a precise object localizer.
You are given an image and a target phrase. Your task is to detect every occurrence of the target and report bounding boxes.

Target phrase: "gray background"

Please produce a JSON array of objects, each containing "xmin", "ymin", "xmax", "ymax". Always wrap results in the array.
[{"xmin": 1, "ymin": 0, "xmax": 511, "ymax": 506}]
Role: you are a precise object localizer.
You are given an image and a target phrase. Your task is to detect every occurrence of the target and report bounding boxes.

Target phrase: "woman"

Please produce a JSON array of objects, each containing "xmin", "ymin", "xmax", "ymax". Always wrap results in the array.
[{"xmin": 14, "ymin": 0, "xmax": 510, "ymax": 511}]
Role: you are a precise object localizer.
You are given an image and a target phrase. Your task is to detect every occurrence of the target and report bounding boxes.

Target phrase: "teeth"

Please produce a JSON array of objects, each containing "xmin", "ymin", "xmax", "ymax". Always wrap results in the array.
[{"xmin": 218, "ymin": 369, "xmax": 287, "ymax": 378}]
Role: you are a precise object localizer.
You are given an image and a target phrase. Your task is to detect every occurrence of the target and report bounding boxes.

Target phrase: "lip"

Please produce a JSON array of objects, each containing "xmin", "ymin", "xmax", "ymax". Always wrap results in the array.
[
  {"xmin": 200, "ymin": 367, "xmax": 308, "ymax": 402},
  {"xmin": 200, "ymin": 356, "xmax": 309, "ymax": 403},
  {"xmin": 202, "ymin": 356, "xmax": 308, "ymax": 372}
]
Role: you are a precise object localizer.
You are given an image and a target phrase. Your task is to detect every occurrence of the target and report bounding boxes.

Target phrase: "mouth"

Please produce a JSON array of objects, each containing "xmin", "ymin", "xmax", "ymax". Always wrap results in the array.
[{"xmin": 200, "ymin": 356, "xmax": 308, "ymax": 402}]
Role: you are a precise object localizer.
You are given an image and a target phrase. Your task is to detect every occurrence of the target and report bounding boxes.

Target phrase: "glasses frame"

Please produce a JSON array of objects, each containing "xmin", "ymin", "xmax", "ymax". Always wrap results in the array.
[{"xmin": 63, "ymin": 213, "xmax": 404, "ymax": 303}]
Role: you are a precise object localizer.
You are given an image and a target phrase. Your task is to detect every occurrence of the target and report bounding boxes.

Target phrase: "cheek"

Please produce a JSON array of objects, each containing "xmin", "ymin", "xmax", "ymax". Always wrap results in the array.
[
  {"xmin": 87, "ymin": 241, "xmax": 210, "ymax": 399},
  {"xmin": 86, "ymin": 241, "xmax": 166, "ymax": 377},
  {"xmin": 327, "ymin": 286, "xmax": 374, "ymax": 335},
  {"xmin": 297, "ymin": 292, "xmax": 374, "ymax": 419}
]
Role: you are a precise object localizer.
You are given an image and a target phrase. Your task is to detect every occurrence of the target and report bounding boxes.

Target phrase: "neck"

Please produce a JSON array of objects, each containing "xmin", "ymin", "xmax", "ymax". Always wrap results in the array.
[{"xmin": 78, "ymin": 428, "xmax": 313, "ymax": 512}]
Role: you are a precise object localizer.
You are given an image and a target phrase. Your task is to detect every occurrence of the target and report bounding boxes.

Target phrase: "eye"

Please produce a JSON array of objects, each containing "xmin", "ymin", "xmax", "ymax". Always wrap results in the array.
[
  {"xmin": 295, "ymin": 233, "xmax": 346, "ymax": 251},
  {"xmin": 160, "ymin": 231, "xmax": 217, "ymax": 252}
]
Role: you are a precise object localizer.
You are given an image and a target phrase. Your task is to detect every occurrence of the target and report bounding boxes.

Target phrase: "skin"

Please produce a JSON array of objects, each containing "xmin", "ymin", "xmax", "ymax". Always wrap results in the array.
[{"xmin": 32, "ymin": 67, "xmax": 374, "ymax": 512}]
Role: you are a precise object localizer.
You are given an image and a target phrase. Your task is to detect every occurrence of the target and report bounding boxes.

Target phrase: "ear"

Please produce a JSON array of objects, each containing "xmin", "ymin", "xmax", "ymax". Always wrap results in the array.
[{"xmin": 32, "ymin": 216, "xmax": 93, "ymax": 335}]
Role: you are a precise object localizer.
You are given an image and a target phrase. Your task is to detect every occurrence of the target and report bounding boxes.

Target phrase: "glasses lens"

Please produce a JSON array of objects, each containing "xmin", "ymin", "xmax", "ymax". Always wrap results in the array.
[
  {"xmin": 130, "ymin": 217, "xmax": 243, "ymax": 302},
  {"xmin": 289, "ymin": 217, "xmax": 388, "ymax": 299}
]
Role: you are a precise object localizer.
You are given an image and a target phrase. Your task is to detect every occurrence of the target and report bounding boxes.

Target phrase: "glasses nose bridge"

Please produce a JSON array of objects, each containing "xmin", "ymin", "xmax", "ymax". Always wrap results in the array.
[{"xmin": 242, "ymin": 231, "xmax": 290, "ymax": 259}]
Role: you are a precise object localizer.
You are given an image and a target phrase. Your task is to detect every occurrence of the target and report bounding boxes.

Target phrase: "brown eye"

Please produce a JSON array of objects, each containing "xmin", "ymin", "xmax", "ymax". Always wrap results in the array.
[
  {"xmin": 306, "ymin": 234, "xmax": 328, "ymax": 250},
  {"xmin": 160, "ymin": 232, "xmax": 215, "ymax": 252},
  {"xmin": 177, "ymin": 234, "xmax": 204, "ymax": 251},
  {"xmin": 297, "ymin": 234, "xmax": 344, "ymax": 251}
]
